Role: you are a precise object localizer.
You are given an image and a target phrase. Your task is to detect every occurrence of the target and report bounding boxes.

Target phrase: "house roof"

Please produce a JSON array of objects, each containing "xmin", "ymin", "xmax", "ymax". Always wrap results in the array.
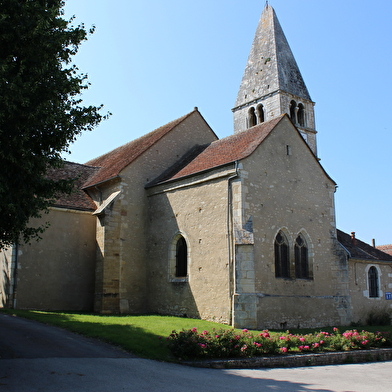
[
  {"xmin": 147, "ymin": 115, "xmax": 285, "ymax": 187},
  {"xmin": 46, "ymin": 162, "xmax": 99, "ymax": 211},
  {"xmin": 337, "ymin": 229, "xmax": 392, "ymax": 262},
  {"xmin": 376, "ymin": 244, "xmax": 392, "ymax": 256},
  {"xmin": 82, "ymin": 109, "xmax": 199, "ymax": 188}
]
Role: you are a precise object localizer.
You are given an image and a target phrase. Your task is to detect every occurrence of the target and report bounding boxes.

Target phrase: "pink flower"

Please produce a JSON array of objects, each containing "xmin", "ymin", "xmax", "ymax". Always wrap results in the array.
[
  {"xmin": 279, "ymin": 336, "xmax": 286, "ymax": 340},
  {"xmin": 361, "ymin": 340, "xmax": 368, "ymax": 345},
  {"xmin": 280, "ymin": 347, "xmax": 288, "ymax": 353},
  {"xmin": 254, "ymin": 342, "xmax": 262, "ymax": 348},
  {"xmin": 198, "ymin": 343, "xmax": 206, "ymax": 348},
  {"xmin": 333, "ymin": 327, "xmax": 338, "ymax": 332},
  {"xmin": 299, "ymin": 337, "xmax": 305, "ymax": 342},
  {"xmin": 313, "ymin": 342, "xmax": 319, "ymax": 348},
  {"xmin": 320, "ymin": 340, "xmax": 324, "ymax": 345},
  {"xmin": 241, "ymin": 345, "xmax": 248, "ymax": 352},
  {"xmin": 202, "ymin": 330, "xmax": 209, "ymax": 335},
  {"xmin": 242, "ymin": 329, "xmax": 248, "ymax": 333},
  {"xmin": 191, "ymin": 327, "xmax": 197, "ymax": 332}
]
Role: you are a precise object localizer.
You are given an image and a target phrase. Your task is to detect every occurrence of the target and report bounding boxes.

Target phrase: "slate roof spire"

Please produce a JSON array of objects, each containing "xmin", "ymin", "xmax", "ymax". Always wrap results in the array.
[{"xmin": 233, "ymin": 5, "xmax": 317, "ymax": 156}]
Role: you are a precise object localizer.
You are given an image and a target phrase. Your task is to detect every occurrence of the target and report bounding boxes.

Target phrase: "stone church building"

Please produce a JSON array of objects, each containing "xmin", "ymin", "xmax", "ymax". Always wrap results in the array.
[{"xmin": 1, "ymin": 5, "xmax": 391, "ymax": 329}]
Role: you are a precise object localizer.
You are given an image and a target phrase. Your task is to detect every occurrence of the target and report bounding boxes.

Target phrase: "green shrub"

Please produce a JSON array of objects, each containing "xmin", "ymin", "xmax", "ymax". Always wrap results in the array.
[{"xmin": 366, "ymin": 310, "xmax": 391, "ymax": 326}]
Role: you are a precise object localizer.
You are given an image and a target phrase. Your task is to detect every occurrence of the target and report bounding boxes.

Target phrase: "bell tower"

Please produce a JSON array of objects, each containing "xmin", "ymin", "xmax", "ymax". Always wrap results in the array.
[{"xmin": 232, "ymin": 4, "xmax": 317, "ymax": 156}]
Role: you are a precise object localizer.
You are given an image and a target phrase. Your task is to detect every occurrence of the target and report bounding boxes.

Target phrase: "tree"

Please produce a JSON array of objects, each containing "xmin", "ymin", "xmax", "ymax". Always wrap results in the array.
[{"xmin": 0, "ymin": 0, "xmax": 108, "ymax": 248}]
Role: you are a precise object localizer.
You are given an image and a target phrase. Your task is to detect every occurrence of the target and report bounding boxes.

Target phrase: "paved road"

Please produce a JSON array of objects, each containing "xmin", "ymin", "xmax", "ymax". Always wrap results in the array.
[{"xmin": 1, "ymin": 313, "xmax": 391, "ymax": 391}]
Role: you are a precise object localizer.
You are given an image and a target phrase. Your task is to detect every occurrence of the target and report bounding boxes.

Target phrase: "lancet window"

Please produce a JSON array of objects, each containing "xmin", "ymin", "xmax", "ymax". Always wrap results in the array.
[
  {"xmin": 248, "ymin": 107, "xmax": 257, "ymax": 127},
  {"xmin": 368, "ymin": 266, "xmax": 379, "ymax": 298},
  {"xmin": 297, "ymin": 103, "xmax": 305, "ymax": 126},
  {"xmin": 274, "ymin": 231, "xmax": 290, "ymax": 278},
  {"xmin": 294, "ymin": 234, "xmax": 309, "ymax": 279},
  {"xmin": 175, "ymin": 236, "xmax": 188, "ymax": 277}
]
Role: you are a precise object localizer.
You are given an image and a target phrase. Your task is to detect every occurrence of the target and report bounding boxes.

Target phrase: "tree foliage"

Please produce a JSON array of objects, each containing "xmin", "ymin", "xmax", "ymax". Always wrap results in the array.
[{"xmin": 0, "ymin": 0, "xmax": 107, "ymax": 248}]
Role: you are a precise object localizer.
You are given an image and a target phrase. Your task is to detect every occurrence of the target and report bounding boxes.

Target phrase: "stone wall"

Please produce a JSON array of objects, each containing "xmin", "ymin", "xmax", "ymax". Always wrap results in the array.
[
  {"xmin": 12, "ymin": 207, "xmax": 97, "ymax": 311},
  {"xmin": 234, "ymin": 116, "xmax": 350, "ymax": 329},
  {"xmin": 146, "ymin": 166, "xmax": 236, "ymax": 324},
  {"xmin": 90, "ymin": 111, "xmax": 218, "ymax": 314},
  {"xmin": 349, "ymin": 259, "xmax": 392, "ymax": 324}
]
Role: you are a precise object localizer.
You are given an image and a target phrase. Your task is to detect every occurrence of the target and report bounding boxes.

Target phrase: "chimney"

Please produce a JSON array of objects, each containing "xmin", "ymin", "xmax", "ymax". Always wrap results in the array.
[
  {"xmin": 372, "ymin": 239, "xmax": 376, "ymax": 248},
  {"xmin": 351, "ymin": 232, "xmax": 356, "ymax": 246}
]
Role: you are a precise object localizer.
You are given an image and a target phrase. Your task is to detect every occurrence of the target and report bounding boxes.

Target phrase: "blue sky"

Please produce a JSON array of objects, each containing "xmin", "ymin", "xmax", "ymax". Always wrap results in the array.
[{"xmin": 63, "ymin": 0, "xmax": 392, "ymax": 246}]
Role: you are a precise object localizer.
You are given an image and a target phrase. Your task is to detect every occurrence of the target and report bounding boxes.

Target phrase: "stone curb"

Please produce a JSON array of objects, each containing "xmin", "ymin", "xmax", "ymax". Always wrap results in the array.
[{"xmin": 181, "ymin": 348, "xmax": 392, "ymax": 369}]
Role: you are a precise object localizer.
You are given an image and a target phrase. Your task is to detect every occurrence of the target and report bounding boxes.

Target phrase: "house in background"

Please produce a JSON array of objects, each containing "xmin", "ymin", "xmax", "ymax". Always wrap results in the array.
[
  {"xmin": 1, "ymin": 4, "xmax": 391, "ymax": 329},
  {"xmin": 338, "ymin": 231, "xmax": 392, "ymax": 323},
  {"xmin": 377, "ymin": 244, "xmax": 392, "ymax": 257}
]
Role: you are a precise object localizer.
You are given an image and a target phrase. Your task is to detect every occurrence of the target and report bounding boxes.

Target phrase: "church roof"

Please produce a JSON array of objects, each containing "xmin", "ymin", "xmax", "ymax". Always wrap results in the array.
[
  {"xmin": 82, "ymin": 109, "xmax": 199, "ymax": 188},
  {"xmin": 148, "ymin": 115, "xmax": 285, "ymax": 186},
  {"xmin": 46, "ymin": 162, "xmax": 99, "ymax": 211},
  {"xmin": 234, "ymin": 4, "xmax": 311, "ymax": 109},
  {"xmin": 337, "ymin": 229, "xmax": 392, "ymax": 262}
]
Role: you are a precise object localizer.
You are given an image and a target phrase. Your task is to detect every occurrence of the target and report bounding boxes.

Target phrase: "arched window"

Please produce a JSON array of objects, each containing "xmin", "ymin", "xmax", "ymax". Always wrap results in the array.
[
  {"xmin": 248, "ymin": 107, "xmax": 257, "ymax": 127},
  {"xmin": 257, "ymin": 104, "xmax": 265, "ymax": 123},
  {"xmin": 295, "ymin": 234, "xmax": 309, "ymax": 279},
  {"xmin": 275, "ymin": 231, "xmax": 289, "ymax": 278},
  {"xmin": 289, "ymin": 100, "xmax": 297, "ymax": 124},
  {"xmin": 175, "ymin": 236, "xmax": 188, "ymax": 277},
  {"xmin": 368, "ymin": 266, "xmax": 379, "ymax": 298},
  {"xmin": 297, "ymin": 103, "xmax": 305, "ymax": 126}
]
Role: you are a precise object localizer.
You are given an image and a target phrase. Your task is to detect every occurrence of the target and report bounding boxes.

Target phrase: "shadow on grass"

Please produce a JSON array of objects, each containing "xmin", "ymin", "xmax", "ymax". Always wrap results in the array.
[{"xmin": 0, "ymin": 309, "xmax": 172, "ymax": 361}]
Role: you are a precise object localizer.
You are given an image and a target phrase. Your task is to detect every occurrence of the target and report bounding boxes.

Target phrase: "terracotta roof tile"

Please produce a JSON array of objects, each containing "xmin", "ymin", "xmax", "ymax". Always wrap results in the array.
[
  {"xmin": 149, "ymin": 115, "xmax": 285, "ymax": 185},
  {"xmin": 83, "ymin": 110, "xmax": 197, "ymax": 188},
  {"xmin": 337, "ymin": 229, "xmax": 392, "ymax": 262},
  {"xmin": 376, "ymin": 244, "xmax": 392, "ymax": 256},
  {"xmin": 46, "ymin": 162, "xmax": 99, "ymax": 211}
]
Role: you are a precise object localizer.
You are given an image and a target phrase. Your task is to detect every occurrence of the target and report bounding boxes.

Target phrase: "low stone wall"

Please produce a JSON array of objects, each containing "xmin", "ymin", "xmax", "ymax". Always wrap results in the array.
[{"xmin": 182, "ymin": 348, "xmax": 392, "ymax": 369}]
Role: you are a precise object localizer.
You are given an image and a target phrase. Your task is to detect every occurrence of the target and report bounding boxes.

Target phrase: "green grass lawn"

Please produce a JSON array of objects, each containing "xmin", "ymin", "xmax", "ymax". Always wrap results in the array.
[{"xmin": 1, "ymin": 309, "xmax": 391, "ymax": 361}]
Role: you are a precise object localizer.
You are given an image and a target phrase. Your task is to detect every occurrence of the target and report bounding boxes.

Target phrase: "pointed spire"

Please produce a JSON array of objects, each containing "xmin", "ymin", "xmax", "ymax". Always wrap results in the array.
[
  {"xmin": 234, "ymin": 5, "xmax": 311, "ymax": 109},
  {"xmin": 232, "ymin": 5, "xmax": 317, "ymax": 157}
]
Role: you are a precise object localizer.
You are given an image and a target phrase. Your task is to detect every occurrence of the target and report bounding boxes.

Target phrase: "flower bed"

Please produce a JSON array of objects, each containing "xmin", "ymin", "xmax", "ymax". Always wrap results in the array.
[{"xmin": 166, "ymin": 327, "xmax": 391, "ymax": 360}]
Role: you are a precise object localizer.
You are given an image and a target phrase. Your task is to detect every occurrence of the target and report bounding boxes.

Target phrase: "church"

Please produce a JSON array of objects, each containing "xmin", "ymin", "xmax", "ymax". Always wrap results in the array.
[{"xmin": 1, "ymin": 5, "xmax": 391, "ymax": 329}]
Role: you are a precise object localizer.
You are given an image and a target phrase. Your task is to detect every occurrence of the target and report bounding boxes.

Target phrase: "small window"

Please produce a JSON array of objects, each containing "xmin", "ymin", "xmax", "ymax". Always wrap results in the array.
[
  {"xmin": 295, "ymin": 234, "xmax": 309, "ymax": 279},
  {"xmin": 289, "ymin": 100, "xmax": 297, "ymax": 123},
  {"xmin": 248, "ymin": 107, "xmax": 257, "ymax": 127},
  {"xmin": 368, "ymin": 266, "xmax": 379, "ymax": 298},
  {"xmin": 297, "ymin": 103, "xmax": 305, "ymax": 126},
  {"xmin": 257, "ymin": 104, "xmax": 265, "ymax": 123},
  {"xmin": 275, "ymin": 231, "xmax": 290, "ymax": 278},
  {"xmin": 175, "ymin": 237, "xmax": 188, "ymax": 277}
]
